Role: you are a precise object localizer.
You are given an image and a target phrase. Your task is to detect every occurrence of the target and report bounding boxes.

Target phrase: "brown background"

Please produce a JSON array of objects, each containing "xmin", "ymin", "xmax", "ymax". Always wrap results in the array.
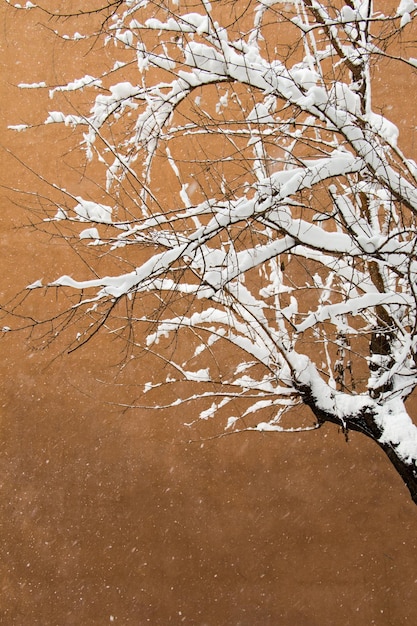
[{"xmin": 1, "ymin": 3, "xmax": 417, "ymax": 625}]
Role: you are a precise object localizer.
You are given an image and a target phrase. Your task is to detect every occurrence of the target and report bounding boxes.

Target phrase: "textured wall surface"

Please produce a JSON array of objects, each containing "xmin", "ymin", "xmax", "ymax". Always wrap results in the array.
[{"xmin": 1, "ymin": 4, "xmax": 417, "ymax": 625}]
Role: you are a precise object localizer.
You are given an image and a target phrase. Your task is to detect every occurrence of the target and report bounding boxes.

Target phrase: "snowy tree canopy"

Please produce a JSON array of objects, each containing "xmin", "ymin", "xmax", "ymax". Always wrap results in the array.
[{"xmin": 4, "ymin": 0, "xmax": 417, "ymax": 502}]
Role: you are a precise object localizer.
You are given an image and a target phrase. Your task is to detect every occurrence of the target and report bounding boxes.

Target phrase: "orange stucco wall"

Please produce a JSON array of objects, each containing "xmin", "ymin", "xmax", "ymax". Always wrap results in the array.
[{"xmin": 1, "ymin": 4, "xmax": 417, "ymax": 624}]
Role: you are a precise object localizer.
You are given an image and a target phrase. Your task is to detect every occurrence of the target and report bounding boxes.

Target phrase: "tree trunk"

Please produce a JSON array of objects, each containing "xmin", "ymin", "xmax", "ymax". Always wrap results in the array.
[
  {"xmin": 300, "ymin": 386, "xmax": 417, "ymax": 506},
  {"xmin": 347, "ymin": 411, "xmax": 417, "ymax": 507},
  {"xmin": 375, "ymin": 440, "xmax": 417, "ymax": 506}
]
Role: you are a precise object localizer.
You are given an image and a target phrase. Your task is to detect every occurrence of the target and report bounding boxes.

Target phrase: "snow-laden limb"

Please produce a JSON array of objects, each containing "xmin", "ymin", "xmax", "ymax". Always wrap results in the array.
[
  {"xmin": 6, "ymin": 1, "xmax": 417, "ymax": 503},
  {"xmin": 292, "ymin": 352, "xmax": 417, "ymax": 495}
]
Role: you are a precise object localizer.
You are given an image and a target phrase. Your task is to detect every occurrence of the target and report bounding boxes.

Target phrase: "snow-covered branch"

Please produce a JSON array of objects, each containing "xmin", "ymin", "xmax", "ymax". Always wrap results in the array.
[{"xmin": 5, "ymin": 0, "xmax": 417, "ymax": 503}]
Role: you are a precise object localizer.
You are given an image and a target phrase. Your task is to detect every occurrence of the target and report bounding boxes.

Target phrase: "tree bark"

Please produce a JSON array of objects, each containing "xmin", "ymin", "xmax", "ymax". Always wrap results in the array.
[
  {"xmin": 348, "ymin": 411, "xmax": 417, "ymax": 507},
  {"xmin": 300, "ymin": 387, "xmax": 417, "ymax": 506}
]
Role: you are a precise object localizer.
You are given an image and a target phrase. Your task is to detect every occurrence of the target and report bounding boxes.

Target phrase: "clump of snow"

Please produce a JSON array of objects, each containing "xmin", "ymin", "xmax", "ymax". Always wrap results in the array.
[
  {"xmin": 79, "ymin": 227, "xmax": 100, "ymax": 240},
  {"xmin": 109, "ymin": 82, "xmax": 138, "ymax": 100},
  {"xmin": 330, "ymin": 82, "xmax": 361, "ymax": 115},
  {"xmin": 216, "ymin": 90, "xmax": 229, "ymax": 114},
  {"xmin": 367, "ymin": 112, "xmax": 399, "ymax": 146},
  {"xmin": 74, "ymin": 198, "xmax": 113, "ymax": 224},
  {"xmin": 184, "ymin": 368, "xmax": 211, "ymax": 382},
  {"xmin": 27, "ymin": 279, "xmax": 43, "ymax": 289},
  {"xmin": 8, "ymin": 124, "xmax": 29, "ymax": 132},
  {"xmin": 18, "ymin": 81, "xmax": 46, "ymax": 88},
  {"xmin": 49, "ymin": 75, "xmax": 102, "ymax": 98},
  {"xmin": 45, "ymin": 111, "xmax": 84, "ymax": 126},
  {"xmin": 375, "ymin": 400, "xmax": 417, "ymax": 464},
  {"xmin": 256, "ymin": 422, "xmax": 284, "ymax": 431},
  {"xmin": 115, "ymin": 30, "xmax": 134, "ymax": 46},
  {"xmin": 397, "ymin": 0, "xmax": 416, "ymax": 10},
  {"xmin": 397, "ymin": 0, "xmax": 416, "ymax": 27},
  {"xmin": 54, "ymin": 208, "xmax": 68, "ymax": 220},
  {"xmin": 199, "ymin": 403, "xmax": 217, "ymax": 420},
  {"xmin": 226, "ymin": 416, "xmax": 239, "ymax": 429}
]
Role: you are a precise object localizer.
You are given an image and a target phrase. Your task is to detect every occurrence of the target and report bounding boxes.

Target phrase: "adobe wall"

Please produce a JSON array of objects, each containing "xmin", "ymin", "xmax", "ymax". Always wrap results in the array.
[{"xmin": 1, "ymin": 3, "xmax": 417, "ymax": 624}]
